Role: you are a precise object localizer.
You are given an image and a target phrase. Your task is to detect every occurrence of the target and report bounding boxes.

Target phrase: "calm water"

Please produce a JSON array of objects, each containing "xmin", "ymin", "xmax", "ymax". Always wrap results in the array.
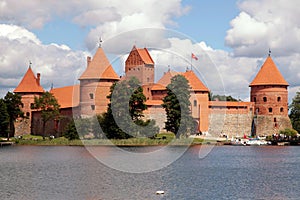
[{"xmin": 0, "ymin": 145, "xmax": 299, "ymax": 200}]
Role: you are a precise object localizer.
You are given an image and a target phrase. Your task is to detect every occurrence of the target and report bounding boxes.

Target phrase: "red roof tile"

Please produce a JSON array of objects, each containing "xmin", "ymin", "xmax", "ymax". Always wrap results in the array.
[
  {"xmin": 14, "ymin": 67, "xmax": 44, "ymax": 93},
  {"xmin": 50, "ymin": 85, "xmax": 80, "ymax": 108},
  {"xmin": 250, "ymin": 56, "xmax": 289, "ymax": 87},
  {"xmin": 155, "ymin": 70, "xmax": 209, "ymax": 92},
  {"xmin": 79, "ymin": 47, "xmax": 119, "ymax": 80},
  {"xmin": 136, "ymin": 47, "xmax": 154, "ymax": 65}
]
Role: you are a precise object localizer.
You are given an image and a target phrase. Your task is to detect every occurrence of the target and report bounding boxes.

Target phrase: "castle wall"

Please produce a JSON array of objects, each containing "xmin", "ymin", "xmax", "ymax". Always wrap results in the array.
[
  {"xmin": 144, "ymin": 105, "xmax": 166, "ymax": 132},
  {"xmin": 208, "ymin": 102, "xmax": 254, "ymax": 137},
  {"xmin": 80, "ymin": 79, "xmax": 115, "ymax": 117},
  {"xmin": 31, "ymin": 107, "xmax": 78, "ymax": 137}
]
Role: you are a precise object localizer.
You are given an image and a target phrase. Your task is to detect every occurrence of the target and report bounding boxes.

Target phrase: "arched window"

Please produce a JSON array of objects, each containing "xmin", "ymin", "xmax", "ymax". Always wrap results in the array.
[
  {"xmin": 280, "ymin": 107, "xmax": 284, "ymax": 112},
  {"xmin": 263, "ymin": 97, "xmax": 267, "ymax": 102},
  {"xmin": 26, "ymin": 112, "xmax": 30, "ymax": 117},
  {"xmin": 277, "ymin": 97, "xmax": 281, "ymax": 102},
  {"xmin": 269, "ymin": 107, "xmax": 273, "ymax": 113}
]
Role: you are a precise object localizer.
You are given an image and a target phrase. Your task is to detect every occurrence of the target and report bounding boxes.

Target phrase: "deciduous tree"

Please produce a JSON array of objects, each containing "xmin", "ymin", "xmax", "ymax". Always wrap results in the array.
[
  {"xmin": 0, "ymin": 99, "xmax": 9, "ymax": 138},
  {"xmin": 289, "ymin": 91, "xmax": 300, "ymax": 133},
  {"xmin": 4, "ymin": 92, "xmax": 23, "ymax": 140},
  {"xmin": 32, "ymin": 92, "xmax": 60, "ymax": 139}
]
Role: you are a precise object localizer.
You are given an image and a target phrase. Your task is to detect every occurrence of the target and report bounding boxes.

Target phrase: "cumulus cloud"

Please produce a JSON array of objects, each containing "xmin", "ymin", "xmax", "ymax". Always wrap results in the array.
[
  {"xmin": 0, "ymin": 24, "xmax": 88, "ymax": 95},
  {"xmin": 226, "ymin": 0, "xmax": 300, "ymax": 57}
]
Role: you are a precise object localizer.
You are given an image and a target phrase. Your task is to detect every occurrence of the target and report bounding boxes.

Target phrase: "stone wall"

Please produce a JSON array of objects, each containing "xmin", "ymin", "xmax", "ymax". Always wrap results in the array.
[
  {"xmin": 209, "ymin": 112, "xmax": 254, "ymax": 137},
  {"xmin": 254, "ymin": 115, "xmax": 292, "ymax": 136}
]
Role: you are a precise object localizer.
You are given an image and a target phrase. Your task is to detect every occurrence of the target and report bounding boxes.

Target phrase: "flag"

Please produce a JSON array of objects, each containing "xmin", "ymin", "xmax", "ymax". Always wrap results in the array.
[{"xmin": 191, "ymin": 53, "xmax": 198, "ymax": 60}]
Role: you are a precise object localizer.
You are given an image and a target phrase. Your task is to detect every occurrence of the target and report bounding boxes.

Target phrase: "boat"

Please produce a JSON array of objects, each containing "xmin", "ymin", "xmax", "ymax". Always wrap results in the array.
[
  {"xmin": 246, "ymin": 138, "xmax": 268, "ymax": 146},
  {"xmin": 230, "ymin": 138, "xmax": 247, "ymax": 146}
]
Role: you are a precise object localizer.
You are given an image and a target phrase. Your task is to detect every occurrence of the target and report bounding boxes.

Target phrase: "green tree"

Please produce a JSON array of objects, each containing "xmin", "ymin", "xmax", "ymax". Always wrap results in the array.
[
  {"xmin": 4, "ymin": 92, "xmax": 23, "ymax": 140},
  {"xmin": 32, "ymin": 92, "xmax": 60, "ymax": 139},
  {"xmin": 0, "ymin": 99, "xmax": 9, "ymax": 137},
  {"xmin": 289, "ymin": 91, "xmax": 300, "ymax": 133},
  {"xmin": 100, "ymin": 77, "xmax": 158, "ymax": 139},
  {"xmin": 63, "ymin": 120, "xmax": 79, "ymax": 140},
  {"xmin": 162, "ymin": 75, "xmax": 194, "ymax": 138}
]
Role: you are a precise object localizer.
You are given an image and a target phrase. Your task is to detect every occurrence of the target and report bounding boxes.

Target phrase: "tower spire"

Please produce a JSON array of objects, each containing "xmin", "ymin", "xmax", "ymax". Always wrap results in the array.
[{"xmin": 98, "ymin": 37, "xmax": 103, "ymax": 48}]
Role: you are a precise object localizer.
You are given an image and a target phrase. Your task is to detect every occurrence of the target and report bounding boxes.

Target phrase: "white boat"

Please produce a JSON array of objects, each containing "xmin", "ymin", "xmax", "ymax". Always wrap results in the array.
[{"xmin": 246, "ymin": 138, "xmax": 268, "ymax": 146}]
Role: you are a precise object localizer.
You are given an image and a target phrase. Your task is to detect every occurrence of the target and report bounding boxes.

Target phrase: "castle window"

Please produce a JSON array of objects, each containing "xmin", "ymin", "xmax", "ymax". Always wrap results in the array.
[
  {"xmin": 269, "ymin": 107, "xmax": 273, "ymax": 113},
  {"xmin": 21, "ymin": 103, "xmax": 24, "ymax": 108},
  {"xmin": 89, "ymin": 93, "xmax": 94, "ymax": 99},
  {"xmin": 274, "ymin": 118, "xmax": 277, "ymax": 122},
  {"xmin": 147, "ymin": 77, "xmax": 150, "ymax": 83},
  {"xmin": 194, "ymin": 100, "xmax": 197, "ymax": 107},
  {"xmin": 253, "ymin": 97, "xmax": 256, "ymax": 102},
  {"xmin": 263, "ymin": 97, "xmax": 267, "ymax": 102},
  {"xmin": 26, "ymin": 112, "xmax": 30, "ymax": 117},
  {"xmin": 91, "ymin": 105, "xmax": 95, "ymax": 110},
  {"xmin": 280, "ymin": 107, "xmax": 284, "ymax": 112},
  {"xmin": 30, "ymin": 103, "xmax": 34, "ymax": 109},
  {"xmin": 277, "ymin": 97, "xmax": 281, "ymax": 102}
]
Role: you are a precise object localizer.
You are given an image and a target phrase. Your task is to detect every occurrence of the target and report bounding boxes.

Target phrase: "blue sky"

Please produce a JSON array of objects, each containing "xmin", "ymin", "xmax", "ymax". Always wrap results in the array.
[{"xmin": 0, "ymin": 0, "xmax": 300, "ymax": 101}]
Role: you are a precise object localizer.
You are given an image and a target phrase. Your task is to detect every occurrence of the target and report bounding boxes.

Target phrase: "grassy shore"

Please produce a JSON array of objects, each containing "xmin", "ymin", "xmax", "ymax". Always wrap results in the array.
[{"xmin": 7, "ymin": 133, "xmax": 216, "ymax": 146}]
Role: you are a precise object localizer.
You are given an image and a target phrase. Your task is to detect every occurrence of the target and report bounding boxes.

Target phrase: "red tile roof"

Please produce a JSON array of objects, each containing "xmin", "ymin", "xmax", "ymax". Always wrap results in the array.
[
  {"xmin": 250, "ymin": 56, "xmax": 289, "ymax": 87},
  {"xmin": 154, "ymin": 70, "xmax": 209, "ymax": 92},
  {"xmin": 14, "ymin": 67, "xmax": 44, "ymax": 93},
  {"xmin": 79, "ymin": 47, "xmax": 120, "ymax": 80},
  {"xmin": 136, "ymin": 47, "xmax": 154, "ymax": 65},
  {"xmin": 50, "ymin": 85, "xmax": 80, "ymax": 108}
]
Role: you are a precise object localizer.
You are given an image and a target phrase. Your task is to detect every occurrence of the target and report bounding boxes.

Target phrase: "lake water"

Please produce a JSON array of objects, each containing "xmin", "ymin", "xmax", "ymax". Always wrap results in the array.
[{"xmin": 0, "ymin": 145, "xmax": 299, "ymax": 200}]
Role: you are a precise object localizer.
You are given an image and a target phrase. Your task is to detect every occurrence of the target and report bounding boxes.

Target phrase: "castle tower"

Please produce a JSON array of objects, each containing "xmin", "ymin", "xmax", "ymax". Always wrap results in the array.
[
  {"xmin": 125, "ymin": 46, "xmax": 154, "ymax": 86},
  {"xmin": 14, "ymin": 66, "xmax": 44, "ymax": 135},
  {"xmin": 249, "ymin": 55, "xmax": 292, "ymax": 136},
  {"xmin": 79, "ymin": 47, "xmax": 119, "ymax": 117}
]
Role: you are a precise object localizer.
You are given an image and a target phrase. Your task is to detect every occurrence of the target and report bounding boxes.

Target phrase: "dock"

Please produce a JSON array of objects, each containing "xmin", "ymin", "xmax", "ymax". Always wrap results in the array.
[{"xmin": 0, "ymin": 142, "xmax": 14, "ymax": 147}]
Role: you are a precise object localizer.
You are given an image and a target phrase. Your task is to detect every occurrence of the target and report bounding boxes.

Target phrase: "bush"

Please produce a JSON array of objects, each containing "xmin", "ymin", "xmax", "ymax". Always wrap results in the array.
[
  {"xmin": 63, "ymin": 120, "xmax": 79, "ymax": 140},
  {"xmin": 279, "ymin": 128, "xmax": 298, "ymax": 137}
]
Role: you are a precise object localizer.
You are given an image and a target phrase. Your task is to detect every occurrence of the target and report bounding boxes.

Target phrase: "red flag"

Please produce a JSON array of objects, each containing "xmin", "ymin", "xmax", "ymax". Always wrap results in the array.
[{"xmin": 191, "ymin": 53, "xmax": 198, "ymax": 60}]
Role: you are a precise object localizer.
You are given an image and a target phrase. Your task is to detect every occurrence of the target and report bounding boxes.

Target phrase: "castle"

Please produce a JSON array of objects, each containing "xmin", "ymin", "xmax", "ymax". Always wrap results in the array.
[{"xmin": 13, "ymin": 45, "xmax": 292, "ymax": 137}]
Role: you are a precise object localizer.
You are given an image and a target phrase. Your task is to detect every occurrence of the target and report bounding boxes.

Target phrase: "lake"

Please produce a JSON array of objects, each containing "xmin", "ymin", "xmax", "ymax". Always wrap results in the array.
[{"xmin": 0, "ymin": 145, "xmax": 299, "ymax": 200}]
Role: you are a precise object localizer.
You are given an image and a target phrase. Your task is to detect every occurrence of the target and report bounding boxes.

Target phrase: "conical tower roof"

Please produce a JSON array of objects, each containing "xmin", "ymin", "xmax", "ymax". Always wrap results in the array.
[
  {"xmin": 14, "ymin": 67, "xmax": 44, "ymax": 93},
  {"xmin": 79, "ymin": 47, "xmax": 119, "ymax": 80},
  {"xmin": 250, "ymin": 56, "xmax": 289, "ymax": 87}
]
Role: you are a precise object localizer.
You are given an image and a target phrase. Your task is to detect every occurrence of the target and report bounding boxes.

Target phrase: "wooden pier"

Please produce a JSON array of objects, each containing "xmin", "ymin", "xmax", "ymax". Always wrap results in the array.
[{"xmin": 0, "ymin": 142, "xmax": 14, "ymax": 147}]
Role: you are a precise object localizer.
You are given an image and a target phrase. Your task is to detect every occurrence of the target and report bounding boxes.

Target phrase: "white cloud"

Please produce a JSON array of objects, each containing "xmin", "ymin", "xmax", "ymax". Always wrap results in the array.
[
  {"xmin": 226, "ymin": 0, "xmax": 300, "ymax": 57},
  {"xmin": 0, "ymin": 24, "xmax": 88, "ymax": 96}
]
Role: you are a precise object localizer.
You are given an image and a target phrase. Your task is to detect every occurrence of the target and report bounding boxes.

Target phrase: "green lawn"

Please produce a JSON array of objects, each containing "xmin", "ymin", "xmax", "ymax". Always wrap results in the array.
[{"xmin": 12, "ymin": 133, "xmax": 208, "ymax": 146}]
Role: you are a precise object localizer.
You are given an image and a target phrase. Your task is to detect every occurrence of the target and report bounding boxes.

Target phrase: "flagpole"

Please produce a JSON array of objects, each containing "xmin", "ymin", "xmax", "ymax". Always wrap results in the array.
[{"xmin": 190, "ymin": 53, "xmax": 192, "ymax": 71}]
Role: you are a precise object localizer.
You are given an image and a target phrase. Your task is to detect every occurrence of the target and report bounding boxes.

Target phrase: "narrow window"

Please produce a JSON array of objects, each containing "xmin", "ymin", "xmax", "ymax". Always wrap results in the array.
[
  {"xmin": 194, "ymin": 100, "xmax": 197, "ymax": 107},
  {"xmin": 263, "ymin": 97, "xmax": 267, "ymax": 102},
  {"xmin": 280, "ymin": 107, "xmax": 284, "ymax": 112},
  {"xmin": 30, "ymin": 103, "xmax": 34, "ymax": 109},
  {"xmin": 91, "ymin": 105, "xmax": 95, "ymax": 110},
  {"xmin": 277, "ymin": 97, "xmax": 281, "ymax": 102},
  {"xmin": 269, "ymin": 107, "xmax": 273, "ymax": 113},
  {"xmin": 26, "ymin": 112, "xmax": 30, "ymax": 117},
  {"xmin": 89, "ymin": 93, "xmax": 94, "ymax": 99},
  {"xmin": 274, "ymin": 118, "xmax": 277, "ymax": 122},
  {"xmin": 147, "ymin": 77, "xmax": 150, "ymax": 83},
  {"xmin": 253, "ymin": 97, "xmax": 256, "ymax": 102}
]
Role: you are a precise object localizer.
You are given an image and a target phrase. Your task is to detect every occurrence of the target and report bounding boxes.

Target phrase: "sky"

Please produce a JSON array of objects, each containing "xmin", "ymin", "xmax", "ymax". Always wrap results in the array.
[{"xmin": 0, "ymin": 0, "xmax": 299, "ymax": 102}]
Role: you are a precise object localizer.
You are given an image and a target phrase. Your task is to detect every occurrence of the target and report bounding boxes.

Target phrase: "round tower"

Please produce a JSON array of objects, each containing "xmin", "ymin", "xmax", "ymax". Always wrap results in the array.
[
  {"xmin": 79, "ymin": 47, "xmax": 119, "ymax": 117},
  {"xmin": 249, "ymin": 55, "xmax": 292, "ymax": 136}
]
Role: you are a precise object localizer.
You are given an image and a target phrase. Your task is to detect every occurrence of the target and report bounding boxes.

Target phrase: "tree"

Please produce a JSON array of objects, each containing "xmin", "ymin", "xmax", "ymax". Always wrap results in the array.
[
  {"xmin": 0, "ymin": 99, "xmax": 9, "ymax": 137},
  {"xmin": 32, "ymin": 92, "xmax": 60, "ymax": 139},
  {"xmin": 100, "ymin": 77, "xmax": 159, "ymax": 139},
  {"xmin": 63, "ymin": 120, "xmax": 80, "ymax": 140},
  {"xmin": 162, "ymin": 75, "xmax": 194, "ymax": 138},
  {"xmin": 289, "ymin": 91, "xmax": 300, "ymax": 133},
  {"xmin": 4, "ymin": 92, "xmax": 23, "ymax": 140}
]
